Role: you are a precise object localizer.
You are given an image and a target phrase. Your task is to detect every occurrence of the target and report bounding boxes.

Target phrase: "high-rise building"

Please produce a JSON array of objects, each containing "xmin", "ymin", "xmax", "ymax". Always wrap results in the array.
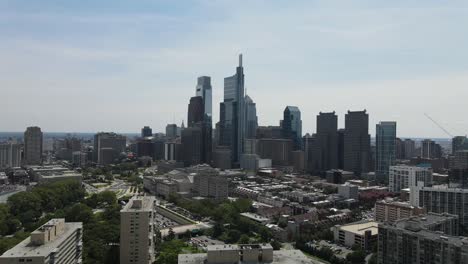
[
  {"xmin": 24, "ymin": 126, "xmax": 43, "ymax": 165},
  {"xmin": 219, "ymin": 54, "xmax": 245, "ymax": 165},
  {"xmin": 257, "ymin": 138, "xmax": 293, "ymax": 166},
  {"xmin": 181, "ymin": 127, "xmax": 203, "ymax": 166},
  {"xmin": 120, "ymin": 196, "xmax": 156, "ymax": 264},
  {"xmin": 411, "ymin": 185, "xmax": 468, "ymax": 228},
  {"xmin": 404, "ymin": 139, "xmax": 416, "ymax": 159},
  {"xmin": 421, "ymin": 139, "xmax": 442, "ymax": 159},
  {"xmin": 166, "ymin": 124, "xmax": 178, "ymax": 138},
  {"xmin": 195, "ymin": 76, "xmax": 212, "ymax": 124},
  {"xmin": 378, "ymin": 213, "xmax": 465, "ymax": 264},
  {"xmin": 188, "ymin": 96, "xmax": 204, "ymax": 127},
  {"xmin": 93, "ymin": 132, "xmax": 126, "ymax": 165},
  {"xmin": 452, "ymin": 150, "xmax": 468, "ymax": 170},
  {"xmin": 282, "ymin": 106, "xmax": 302, "ymax": 150},
  {"xmin": 314, "ymin": 112, "xmax": 338, "ymax": 171},
  {"xmin": 245, "ymin": 95, "xmax": 258, "ymax": 139},
  {"xmin": 343, "ymin": 110, "xmax": 371, "ymax": 175},
  {"xmin": 0, "ymin": 143, "xmax": 22, "ymax": 169},
  {"xmin": 141, "ymin": 126, "xmax": 152, "ymax": 138},
  {"xmin": 389, "ymin": 165, "xmax": 433, "ymax": 193},
  {"xmin": 452, "ymin": 136, "xmax": 468, "ymax": 155},
  {"xmin": 375, "ymin": 121, "xmax": 397, "ymax": 184},
  {"xmin": 0, "ymin": 219, "xmax": 82, "ymax": 264}
]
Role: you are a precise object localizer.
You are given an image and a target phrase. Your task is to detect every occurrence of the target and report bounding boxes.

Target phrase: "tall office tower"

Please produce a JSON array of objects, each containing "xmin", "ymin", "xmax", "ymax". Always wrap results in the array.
[
  {"xmin": 389, "ymin": 165, "xmax": 433, "ymax": 193},
  {"xmin": 343, "ymin": 110, "xmax": 371, "ymax": 175},
  {"xmin": 195, "ymin": 76, "xmax": 212, "ymax": 123},
  {"xmin": 0, "ymin": 219, "xmax": 82, "ymax": 264},
  {"xmin": 452, "ymin": 150, "xmax": 468, "ymax": 170},
  {"xmin": 166, "ymin": 124, "xmax": 178, "ymax": 138},
  {"xmin": 24, "ymin": 126, "xmax": 43, "ymax": 165},
  {"xmin": 314, "ymin": 112, "xmax": 338, "ymax": 171},
  {"xmin": 404, "ymin": 139, "xmax": 416, "ymax": 159},
  {"xmin": 395, "ymin": 138, "xmax": 404, "ymax": 159},
  {"xmin": 141, "ymin": 126, "xmax": 152, "ymax": 137},
  {"xmin": 421, "ymin": 139, "xmax": 442, "ymax": 159},
  {"xmin": 303, "ymin": 134, "xmax": 317, "ymax": 172},
  {"xmin": 282, "ymin": 106, "xmax": 302, "ymax": 150},
  {"xmin": 0, "ymin": 143, "xmax": 22, "ymax": 169},
  {"xmin": 256, "ymin": 126, "xmax": 283, "ymax": 139},
  {"xmin": 377, "ymin": 213, "xmax": 465, "ymax": 264},
  {"xmin": 452, "ymin": 136, "xmax": 468, "ymax": 155},
  {"xmin": 187, "ymin": 96, "xmax": 204, "ymax": 126},
  {"xmin": 120, "ymin": 196, "xmax": 156, "ymax": 264},
  {"xmin": 181, "ymin": 127, "xmax": 203, "ymax": 166},
  {"xmin": 257, "ymin": 138, "xmax": 293, "ymax": 166},
  {"xmin": 93, "ymin": 132, "xmax": 126, "ymax": 165},
  {"xmin": 55, "ymin": 137, "xmax": 81, "ymax": 161},
  {"xmin": 337, "ymin": 129, "xmax": 345, "ymax": 169},
  {"xmin": 219, "ymin": 54, "xmax": 245, "ymax": 166},
  {"xmin": 375, "ymin": 121, "xmax": 397, "ymax": 183},
  {"xmin": 245, "ymin": 95, "xmax": 258, "ymax": 139}
]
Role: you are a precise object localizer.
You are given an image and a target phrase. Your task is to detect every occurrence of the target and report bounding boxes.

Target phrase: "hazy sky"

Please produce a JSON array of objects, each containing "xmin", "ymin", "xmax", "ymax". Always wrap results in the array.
[{"xmin": 1, "ymin": 0, "xmax": 468, "ymax": 138}]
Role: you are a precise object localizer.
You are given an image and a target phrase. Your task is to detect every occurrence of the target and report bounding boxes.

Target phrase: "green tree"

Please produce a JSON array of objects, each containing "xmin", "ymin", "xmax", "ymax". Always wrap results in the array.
[
  {"xmin": 238, "ymin": 234, "xmax": 250, "ymax": 244},
  {"xmin": 346, "ymin": 250, "xmax": 366, "ymax": 264}
]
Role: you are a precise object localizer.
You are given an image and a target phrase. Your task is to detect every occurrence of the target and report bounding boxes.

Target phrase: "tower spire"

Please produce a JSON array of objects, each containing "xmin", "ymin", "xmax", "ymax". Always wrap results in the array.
[{"xmin": 239, "ymin": 53, "xmax": 243, "ymax": 67}]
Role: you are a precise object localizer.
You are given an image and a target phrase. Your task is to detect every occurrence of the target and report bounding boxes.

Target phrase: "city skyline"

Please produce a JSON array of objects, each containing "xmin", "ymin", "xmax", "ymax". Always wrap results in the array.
[{"xmin": 2, "ymin": 1, "xmax": 468, "ymax": 137}]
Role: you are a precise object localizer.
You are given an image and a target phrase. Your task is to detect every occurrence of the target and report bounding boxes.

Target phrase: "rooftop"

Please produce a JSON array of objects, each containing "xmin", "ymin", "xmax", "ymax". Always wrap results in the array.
[
  {"xmin": 121, "ymin": 196, "xmax": 155, "ymax": 212},
  {"xmin": 0, "ymin": 220, "xmax": 82, "ymax": 258},
  {"xmin": 337, "ymin": 221, "xmax": 379, "ymax": 236}
]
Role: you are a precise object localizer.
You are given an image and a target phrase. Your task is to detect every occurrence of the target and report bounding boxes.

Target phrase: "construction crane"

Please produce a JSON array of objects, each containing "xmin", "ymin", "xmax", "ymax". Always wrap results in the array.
[{"xmin": 424, "ymin": 113, "xmax": 454, "ymax": 138}]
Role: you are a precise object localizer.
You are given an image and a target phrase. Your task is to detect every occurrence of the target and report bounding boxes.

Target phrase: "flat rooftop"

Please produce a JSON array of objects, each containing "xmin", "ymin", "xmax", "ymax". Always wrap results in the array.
[
  {"xmin": 121, "ymin": 196, "xmax": 155, "ymax": 212},
  {"xmin": 0, "ymin": 222, "xmax": 82, "ymax": 258},
  {"xmin": 338, "ymin": 221, "xmax": 379, "ymax": 236},
  {"xmin": 178, "ymin": 250, "xmax": 315, "ymax": 264}
]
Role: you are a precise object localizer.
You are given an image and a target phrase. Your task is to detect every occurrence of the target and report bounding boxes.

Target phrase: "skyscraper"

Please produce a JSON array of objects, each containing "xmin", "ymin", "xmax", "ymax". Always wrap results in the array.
[
  {"xmin": 181, "ymin": 126, "xmax": 203, "ymax": 166},
  {"xmin": 187, "ymin": 96, "xmax": 204, "ymax": 126},
  {"xmin": 421, "ymin": 139, "xmax": 442, "ymax": 159},
  {"xmin": 141, "ymin": 126, "xmax": 152, "ymax": 137},
  {"xmin": 404, "ymin": 139, "xmax": 416, "ymax": 159},
  {"xmin": 24, "ymin": 126, "xmax": 43, "ymax": 165},
  {"xmin": 93, "ymin": 132, "xmax": 126, "ymax": 165},
  {"xmin": 219, "ymin": 54, "xmax": 245, "ymax": 165},
  {"xmin": 282, "ymin": 106, "xmax": 302, "ymax": 150},
  {"xmin": 165, "ymin": 124, "xmax": 178, "ymax": 138},
  {"xmin": 452, "ymin": 136, "xmax": 468, "ymax": 155},
  {"xmin": 343, "ymin": 110, "xmax": 371, "ymax": 175},
  {"xmin": 314, "ymin": 112, "xmax": 338, "ymax": 171},
  {"xmin": 195, "ymin": 76, "xmax": 212, "ymax": 124},
  {"xmin": 245, "ymin": 95, "xmax": 258, "ymax": 139},
  {"xmin": 375, "ymin": 121, "xmax": 397, "ymax": 183}
]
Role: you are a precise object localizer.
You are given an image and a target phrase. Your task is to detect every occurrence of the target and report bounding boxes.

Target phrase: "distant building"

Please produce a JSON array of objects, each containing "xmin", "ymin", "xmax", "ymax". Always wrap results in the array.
[
  {"xmin": 378, "ymin": 213, "xmax": 465, "ymax": 264},
  {"xmin": 245, "ymin": 95, "xmax": 258, "ymax": 139},
  {"xmin": 375, "ymin": 121, "xmax": 396, "ymax": 184},
  {"xmin": 256, "ymin": 126, "xmax": 283, "ymax": 139},
  {"xmin": 188, "ymin": 96, "xmax": 204, "ymax": 126},
  {"xmin": 195, "ymin": 76, "xmax": 213, "ymax": 125},
  {"xmin": 326, "ymin": 169, "xmax": 354, "ymax": 184},
  {"xmin": 0, "ymin": 219, "xmax": 82, "ymax": 264},
  {"xmin": 331, "ymin": 221, "xmax": 378, "ymax": 251},
  {"xmin": 389, "ymin": 165, "xmax": 433, "ymax": 193},
  {"xmin": 257, "ymin": 139, "xmax": 292, "ymax": 167},
  {"xmin": 219, "ymin": 54, "xmax": 245, "ymax": 166},
  {"xmin": 404, "ymin": 139, "xmax": 416, "ymax": 159},
  {"xmin": 452, "ymin": 150, "xmax": 468, "ymax": 170},
  {"xmin": 24, "ymin": 126, "xmax": 43, "ymax": 165},
  {"xmin": 338, "ymin": 183, "xmax": 359, "ymax": 199},
  {"xmin": 313, "ymin": 112, "xmax": 339, "ymax": 171},
  {"xmin": 120, "ymin": 196, "xmax": 156, "ymax": 264},
  {"xmin": 0, "ymin": 143, "xmax": 22, "ymax": 169},
  {"xmin": 166, "ymin": 124, "xmax": 179, "ymax": 138},
  {"xmin": 141, "ymin": 126, "xmax": 152, "ymax": 137},
  {"xmin": 421, "ymin": 139, "xmax": 442, "ymax": 159},
  {"xmin": 452, "ymin": 136, "xmax": 468, "ymax": 155},
  {"xmin": 193, "ymin": 169, "xmax": 228, "ymax": 199},
  {"xmin": 181, "ymin": 127, "xmax": 203, "ymax": 166},
  {"xmin": 93, "ymin": 132, "xmax": 126, "ymax": 165},
  {"xmin": 212, "ymin": 147, "xmax": 232, "ymax": 170},
  {"xmin": 375, "ymin": 198, "xmax": 425, "ymax": 223},
  {"xmin": 282, "ymin": 106, "xmax": 302, "ymax": 150},
  {"xmin": 343, "ymin": 110, "xmax": 371, "ymax": 175}
]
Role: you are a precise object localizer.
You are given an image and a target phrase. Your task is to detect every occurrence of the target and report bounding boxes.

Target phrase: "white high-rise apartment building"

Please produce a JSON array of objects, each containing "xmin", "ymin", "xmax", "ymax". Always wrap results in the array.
[{"xmin": 389, "ymin": 165, "xmax": 433, "ymax": 193}]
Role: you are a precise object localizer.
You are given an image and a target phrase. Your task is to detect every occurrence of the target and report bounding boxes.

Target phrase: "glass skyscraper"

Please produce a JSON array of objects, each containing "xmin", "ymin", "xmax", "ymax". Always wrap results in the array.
[
  {"xmin": 219, "ymin": 54, "xmax": 245, "ymax": 165},
  {"xmin": 282, "ymin": 106, "xmax": 302, "ymax": 150},
  {"xmin": 375, "ymin": 121, "xmax": 397, "ymax": 183}
]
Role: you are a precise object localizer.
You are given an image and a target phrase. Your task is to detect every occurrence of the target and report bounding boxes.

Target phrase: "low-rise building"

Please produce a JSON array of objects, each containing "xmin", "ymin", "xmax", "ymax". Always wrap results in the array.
[
  {"xmin": 338, "ymin": 183, "xmax": 359, "ymax": 199},
  {"xmin": 178, "ymin": 244, "xmax": 312, "ymax": 264},
  {"xmin": 331, "ymin": 221, "xmax": 379, "ymax": 251}
]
